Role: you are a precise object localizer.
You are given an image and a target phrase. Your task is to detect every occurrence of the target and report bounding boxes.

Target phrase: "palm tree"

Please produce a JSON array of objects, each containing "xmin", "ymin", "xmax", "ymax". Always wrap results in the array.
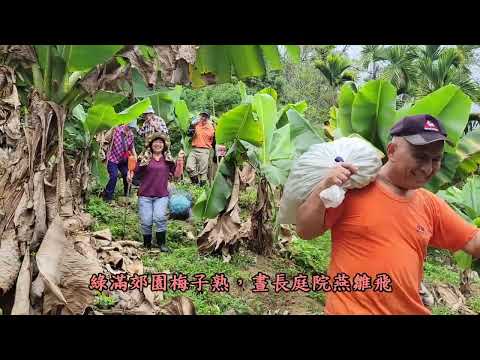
[
  {"xmin": 314, "ymin": 53, "xmax": 355, "ymax": 89},
  {"xmin": 360, "ymin": 45, "xmax": 386, "ymax": 80},
  {"xmin": 379, "ymin": 45, "xmax": 418, "ymax": 96},
  {"xmin": 415, "ymin": 45, "xmax": 480, "ymax": 102}
]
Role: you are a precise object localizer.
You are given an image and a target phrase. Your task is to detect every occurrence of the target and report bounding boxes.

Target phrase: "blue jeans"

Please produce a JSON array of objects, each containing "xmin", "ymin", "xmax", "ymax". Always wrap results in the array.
[
  {"xmin": 105, "ymin": 160, "xmax": 128, "ymax": 200},
  {"xmin": 138, "ymin": 196, "xmax": 169, "ymax": 235}
]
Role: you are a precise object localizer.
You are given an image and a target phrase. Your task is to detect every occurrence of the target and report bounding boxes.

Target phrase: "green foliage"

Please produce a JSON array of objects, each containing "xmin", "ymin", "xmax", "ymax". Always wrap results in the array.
[
  {"xmin": 378, "ymin": 45, "xmax": 418, "ymax": 95},
  {"xmin": 85, "ymin": 98, "xmax": 151, "ymax": 136},
  {"xmin": 86, "ymin": 195, "xmax": 141, "ymax": 241},
  {"xmin": 191, "ymin": 45, "xmax": 300, "ymax": 88},
  {"xmin": 360, "ymin": 45, "xmax": 480, "ymax": 103},
  {"xmin": 281, "ymin": 54, "xmax": 337, "ymax": 127},
  {"xmin": 337, "ymin": 80, "xmax": 476, "ymax": 192},
  {"xmin": 467, "ymin": 296, "xmax": 480, "ymax": 313},
  {"xmin": 192, "ymin": 159, "xmax": 235, "ymax": 219},
  {"xmin": 182, "ymin": 83, "xmax": 242, "ymax": 116},
  {"xmin": 64, "ymin": 45, "xmax": 122, "ymax": 72},
  {"xmin": 94, "ymin": 291, "xmax": 119, "ymax": 309},
  {"xmin": 288, "ymin": 233, "xmax": 332, "ymax": 274},
  {"xmin": 142, "ymin": 234, "xmax": 256, "ymax": 315},
  {"xmin": 314, "ymin": 53, "xmax": 354, "ymax": 88},
  {"xmin": 238, "ymin": 187, "xmax": 257, "ymax": 211},
  {"xmin": 437, "ymin": 175, "xmax": 480, "ymax": 273},
  {"xmin": 424, "ymin": 260, "xmax": 460, "ymax": 286},
  {"xmin": 431, "ymin": 305, "xmax": 454, "ymax": 315},
  {"xmin": 195, "ymin": 88, "xmax": 319, "ymax": 220},
  {"xmin": 215, "ymin": 103, "xmax": 263, "ymax": 147}
]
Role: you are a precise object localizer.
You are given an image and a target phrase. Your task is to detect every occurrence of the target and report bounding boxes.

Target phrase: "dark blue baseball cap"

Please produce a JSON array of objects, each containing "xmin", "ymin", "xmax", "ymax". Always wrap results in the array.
[{"xmin": 390, "ymin": 114, "xmax": 453, "ymax": 146}]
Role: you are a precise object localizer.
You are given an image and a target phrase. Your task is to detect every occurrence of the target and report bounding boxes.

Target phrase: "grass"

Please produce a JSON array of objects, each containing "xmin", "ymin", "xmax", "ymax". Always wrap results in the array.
[
  {"xmin": 142, "ymin": 225, "xmax": 257, "ymax": 314},
  {"xmin": 288, "ymin": 232, "xmax": 331, "ymax": 274},
  {"xmin": 94, "ymin": 291, "xmax": 119, "ymax": 309},
  {"xmin": 86, "ymin": 195, "xmax": 142, "ymax": 241},
  {"xmin": 467, "ymin": 296, "xmax": 480, "ymax": 313},
  {"xmin": 431, "ymin": 305, "xmax": 454, "ymax": 315},
  {"xmin": 423, "ymin": 261, "xmax": 460, "ymax": 286},
  {"xmin": 238, "ymin": 187, "xmax": 257, "ymax": 211}
]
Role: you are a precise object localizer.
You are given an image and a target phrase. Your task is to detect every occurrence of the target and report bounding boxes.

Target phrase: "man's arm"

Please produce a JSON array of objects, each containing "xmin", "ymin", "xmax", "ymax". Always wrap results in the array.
[
  {"xmin": 296, "ymin": 179, "xmax": 330, "ymax": 240},
  {"xmin": 296, "ymin": 163, "xmax": 357, "ymax": 240},
  {"xmin": 463, "ymin": 231, "xmax": 480, "ymax": 258}
]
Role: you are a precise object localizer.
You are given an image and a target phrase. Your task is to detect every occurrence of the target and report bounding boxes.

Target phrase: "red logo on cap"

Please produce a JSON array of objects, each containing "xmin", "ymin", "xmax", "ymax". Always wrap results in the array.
[{"xmin": 424, "ymin": 120, "xmax": 439, "ymax": 132}]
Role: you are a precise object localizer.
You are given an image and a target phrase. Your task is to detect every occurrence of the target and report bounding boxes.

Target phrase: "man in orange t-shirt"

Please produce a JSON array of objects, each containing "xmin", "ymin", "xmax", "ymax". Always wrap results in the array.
[
  {"xmin": 296, "ymin": 114, "xmax": 480, "ymax": 315},
  {"xmin": 186, "ymin": 111, "xmax": 215, "ymax": 186}
]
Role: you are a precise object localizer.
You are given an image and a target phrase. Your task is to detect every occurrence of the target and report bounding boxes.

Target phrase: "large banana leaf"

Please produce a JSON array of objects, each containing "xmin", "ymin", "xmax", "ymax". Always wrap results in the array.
[
  {"xmin": 337, "ymin": 84, "xmax": 356, "ymax": 137},
  {"xmin": 457, "ymin": 129, "xmax": 480, "ymax": 162},
  {"xmin": 174, "ymin": 100, "xmax": 191, "ymax": 133},
  {"xmin": 93, "ymin": 90, "xmax": 125, "ymax": 106},
  {"xmin": 285, "ymin": 45, "xmax": 301, "ymax": 63},
  {"xmin": 191, "ymin": 45, "xmax": 300, "ymax": 88},
  {"xmin": 426, "ymin": 121, "xmax": 479, "ymax": 193},
  {"xmin": 215, "ymin": 103, "xmax": 263, "ymax": 147},
  {"xmin": 277, "ymin": 100, "xmax": 308, "ymax": 128},
  {"xmin": 192, "ymin": 157, "xmax": 235, "ymax": 219},
  {"xmin": 458, "ymin": 175, "xmax": 480, "ymax": 216},
  {"xmin": 261, "ymin": 160, "xmax": 293, "ymax": 187},
  {"xmin": 253, "ymin": 93, "xmax": 278, "ymax": 164},
  {"xmin": 173, "ymin": 99, "xmax": 192, "ymax": 156},
  {"xmin": 228, "ymin": 45, "xmax": 266, "ymax": 79},
  {"xmin": 270, "ymin": 124, "xmax": 294, "ymax": 161},
  {"xmin": 85, "ymin": 98, "xmax": 151, "ymax": 136},
  {"xmin": 259, "ymin": 45, "xmax": 283, "ymax": 70},
  {"xmin": 405, "ymin": 84, "xmax": 472, "ymax": 147},
  {"xmin": 257, "ymin": 87, "xmax": 278, "ymax": 102},
  {"xmin": 149, "ymin": 86, "xmax": 183, "ymax": 121},
  {"xmin": 286, "ymin": 109, "xmax": 324, "ymax": 157},
  {"xmin": 425, "ymin": 152, "xmax": 461, "ymax": 193},
  {"xmin": 261, "ymin": 125, "xmax": 294, "ymax": 186},
  {"xmin": 437, "ymin": 176, "xmax": 480, "ymax": 272},
  {"xmin": 350, "ymin": 80, "xmax": 396, "ymax": 150},
  {"xmin": 64, "ymin": 45, "xmax": 123, "ymax": 72}
]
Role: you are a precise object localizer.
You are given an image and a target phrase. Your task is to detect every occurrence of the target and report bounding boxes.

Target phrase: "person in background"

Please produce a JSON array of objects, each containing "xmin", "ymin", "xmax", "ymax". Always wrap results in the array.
[
  {"xmin": 128, "ymin": 132, "xmax": 175, "ymax": 251},
  {"xmin": 132, "ymin": 107, "xmax": 171, "ymax": 186},
  {"xmin": 138, "ymin": 106, "xmax": 169, "ymax": 138},
  {"xmin": 186, "ymin": 111, "xmax": 215, "ymax": 186},
  {"xmin": 102, "ymin": 121, "xmax": 137, "ymax": 202},
  {"xmin": 174, "ymin": 150, "xmax": 186, "ymax": 182}
]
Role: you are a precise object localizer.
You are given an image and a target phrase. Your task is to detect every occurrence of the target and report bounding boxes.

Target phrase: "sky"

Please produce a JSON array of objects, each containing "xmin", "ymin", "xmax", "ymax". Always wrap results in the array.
[{"xmin": 336, "ymin": 45, "xmax": 480, "ymax": 112}]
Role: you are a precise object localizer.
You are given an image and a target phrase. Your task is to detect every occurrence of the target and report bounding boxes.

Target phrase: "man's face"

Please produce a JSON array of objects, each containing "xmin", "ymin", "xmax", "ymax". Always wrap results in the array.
[
  {"xmin": 200, "ymin": 114, "xmax": 208, "ymax": 122},
  {"xmin": 388, "ymin": 137, "xmax": 444, "ymax": 189}
]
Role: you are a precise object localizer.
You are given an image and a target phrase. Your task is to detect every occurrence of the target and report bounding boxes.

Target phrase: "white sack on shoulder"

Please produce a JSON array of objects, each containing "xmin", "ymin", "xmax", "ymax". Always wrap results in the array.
[{"xmin": 278, "ymin": 137, "xmax": 383, "ymax": 224}]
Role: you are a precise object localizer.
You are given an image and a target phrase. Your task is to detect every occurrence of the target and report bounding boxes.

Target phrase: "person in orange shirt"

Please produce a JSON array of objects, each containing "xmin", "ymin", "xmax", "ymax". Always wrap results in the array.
[
  {"xmin": 186, "ymin": 111, "xmax": 215, "ymax": 186},
  {"xmin": 296, "ymin": 114, "xmax": 480, "ymax": 315}
]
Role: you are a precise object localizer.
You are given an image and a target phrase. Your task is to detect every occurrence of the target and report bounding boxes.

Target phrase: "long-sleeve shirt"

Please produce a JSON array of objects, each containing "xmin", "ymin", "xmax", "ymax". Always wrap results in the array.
[
  {"xmin": 107, "ymin": 125, "xmax": 134, "ymax": 164},
  {"xmin": 135, "ymin": 156, "xmax": 175, "ymax": 198},
  {"xmin": 138, "ymin": 116, "xmax": 169, "ymax": 138}
]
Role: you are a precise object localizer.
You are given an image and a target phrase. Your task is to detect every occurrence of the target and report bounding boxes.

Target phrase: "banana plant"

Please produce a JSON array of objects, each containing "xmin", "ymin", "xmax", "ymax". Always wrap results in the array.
[
  {"xmin": 66, "ymin": 92, "xmax": 151, "ymax": 189},
  {"xmin": 194, "ymin": 88, "xmax": 323, "ymax": 255},
  {"xmin": 437, "ymin": 175, "xmax": 480, "ymax": 295},
  {"xmin": 337, "ymin": 80, "xmax": 477, "ymax": 192}
]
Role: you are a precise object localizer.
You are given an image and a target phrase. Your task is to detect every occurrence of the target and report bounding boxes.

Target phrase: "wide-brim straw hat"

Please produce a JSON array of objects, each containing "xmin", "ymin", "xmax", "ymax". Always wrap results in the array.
[{"xmin": 146, "ymin": 132, "xmax": 170, "ymax": 152}]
